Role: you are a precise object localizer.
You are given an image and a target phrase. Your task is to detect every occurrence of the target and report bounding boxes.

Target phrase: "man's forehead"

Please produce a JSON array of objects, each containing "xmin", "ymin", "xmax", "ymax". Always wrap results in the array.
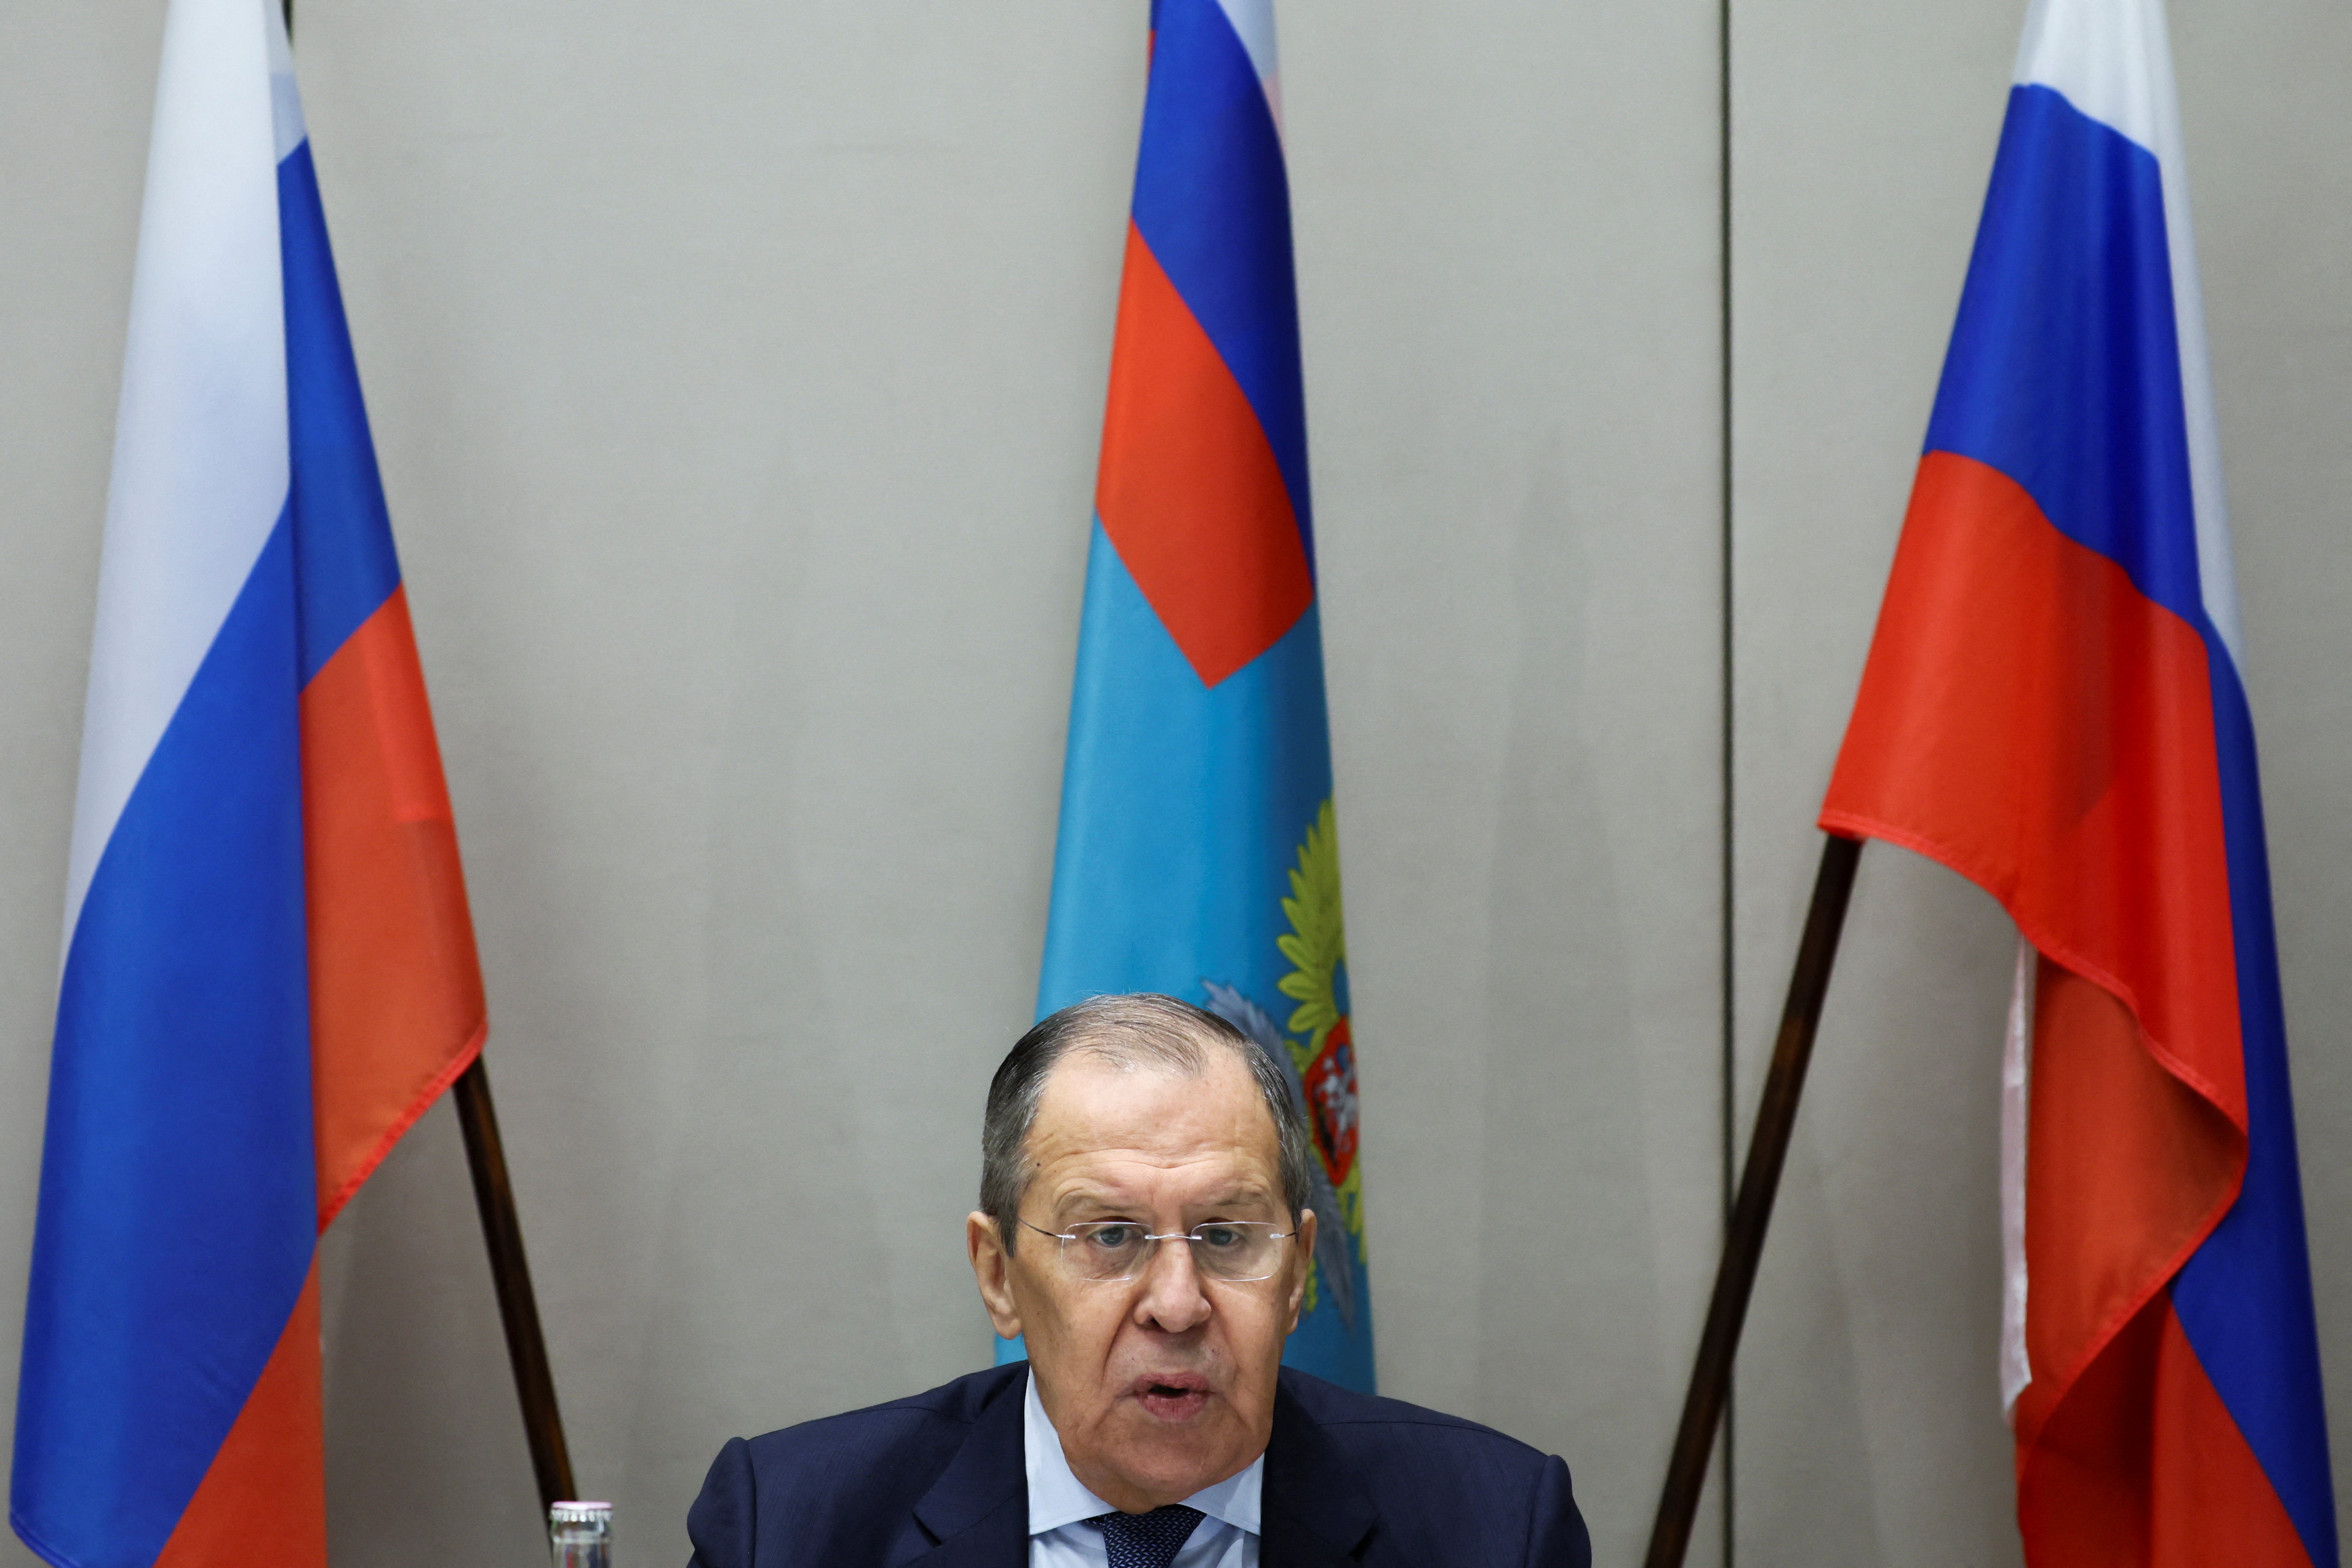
[{"xmin": 1026, "ymin": 1045, "xmax": 1278, "ymax": 1160}]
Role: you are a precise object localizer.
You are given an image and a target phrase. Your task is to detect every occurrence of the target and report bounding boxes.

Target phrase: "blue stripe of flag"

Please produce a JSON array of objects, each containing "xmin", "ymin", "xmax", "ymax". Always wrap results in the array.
[
  {"xmin": 1129, "ymin": 0, "xmax": 1314, "ymax": 569},
  {"xmin": 2177, "ymin": 662, "xmax": 2339, "ymax": 1568},
  {"xmin": 1925, "ymin": 86, "xmax": 2200, "ymax": 627},
  {"xmin": 282, "ymin": 141, "xmax": 402, "ymax": 685},
  {"xmin": 10, "ymin": 517, "xmax": 316, "ymax": 1568}
]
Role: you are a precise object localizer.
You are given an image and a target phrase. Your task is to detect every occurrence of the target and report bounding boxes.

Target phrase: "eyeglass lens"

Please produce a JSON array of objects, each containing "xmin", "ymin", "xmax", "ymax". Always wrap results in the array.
[{"xmin": 1061, "ymin": 1222, "xmax": 1288, "ymax": 1282}]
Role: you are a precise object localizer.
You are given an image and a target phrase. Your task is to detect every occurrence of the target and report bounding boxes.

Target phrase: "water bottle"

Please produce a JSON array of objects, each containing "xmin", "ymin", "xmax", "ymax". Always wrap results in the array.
[{"xmin": 550, "ymin": 1501, "xmax": 614, "ymax": 1568}]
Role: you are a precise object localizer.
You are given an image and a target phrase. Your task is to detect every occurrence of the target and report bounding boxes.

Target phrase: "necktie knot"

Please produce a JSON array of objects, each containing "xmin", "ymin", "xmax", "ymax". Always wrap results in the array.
[{"xmin": 1087, "ymin": 1503, "xmax": 1206, "ymax": 1568}]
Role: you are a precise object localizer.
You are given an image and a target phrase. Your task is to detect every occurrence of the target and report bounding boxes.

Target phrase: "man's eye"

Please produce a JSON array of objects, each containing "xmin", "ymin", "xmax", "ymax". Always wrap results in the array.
[
  {"xmin": 1087, "ymin": 1225, "xmax": 1141, "ymax": 1249},
  {"xmin": 1197, "ymin": 1226, "xmax": 1242, "ymax": 1249}
]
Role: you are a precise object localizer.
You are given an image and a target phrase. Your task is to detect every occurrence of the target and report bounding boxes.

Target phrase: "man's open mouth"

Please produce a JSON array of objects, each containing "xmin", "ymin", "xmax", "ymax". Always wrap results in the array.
[{"xmin": 1130, "ymin": 1372, "xmax": 1213, "ymax": 1421}]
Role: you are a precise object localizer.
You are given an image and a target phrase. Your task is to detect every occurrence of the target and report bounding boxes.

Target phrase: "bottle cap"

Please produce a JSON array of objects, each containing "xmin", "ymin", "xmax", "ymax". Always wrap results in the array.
[{"xmin": 551, "ymin": 1502, "xmax": 613, "ymax": 1522}]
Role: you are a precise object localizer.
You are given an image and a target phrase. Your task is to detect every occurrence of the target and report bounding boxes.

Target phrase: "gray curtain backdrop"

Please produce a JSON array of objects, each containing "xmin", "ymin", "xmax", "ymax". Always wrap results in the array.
[{"xmin": 1, "ymin": 1, "xmax": 2345, "ymax": 1564}]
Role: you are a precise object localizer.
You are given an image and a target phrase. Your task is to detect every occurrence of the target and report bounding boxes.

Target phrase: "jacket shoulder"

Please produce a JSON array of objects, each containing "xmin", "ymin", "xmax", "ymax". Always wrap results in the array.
[
  {"xmin": 1276, "ymin": 1369, "xmax": 1590, "ymax": 1568},
  {"xmin": 1277, "ymin": 1366, "xmax": 1545, "ymax": 1455},
  {"xmin": 687, "ymin": 1364, "xmax": 1023, "ymax": 1568},
  {"xmin": 748, "ymin": 1361, "xmax": 1020, "ymax": 1460}
]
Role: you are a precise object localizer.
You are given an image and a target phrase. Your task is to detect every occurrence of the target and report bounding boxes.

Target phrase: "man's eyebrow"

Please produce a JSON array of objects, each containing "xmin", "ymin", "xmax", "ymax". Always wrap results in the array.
[
  {"xmin": 1049, "ymin": 1186, "xmax": 1142, "ymax": 1215},
  {"xmin": 1194, "ymin": 1185, "xmax": 1275, "ymax": 1207}
]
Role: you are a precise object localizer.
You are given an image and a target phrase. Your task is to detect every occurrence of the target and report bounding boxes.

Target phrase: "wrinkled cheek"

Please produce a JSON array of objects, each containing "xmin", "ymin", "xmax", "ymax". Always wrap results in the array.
[
  {"xmin": 1011, "ymin": 1264, "xmax": 1081, "ymax": 1345},
  {"xmin": 1046, "ymin": 1293, "xmax": 1144, "ymax": 1392}
]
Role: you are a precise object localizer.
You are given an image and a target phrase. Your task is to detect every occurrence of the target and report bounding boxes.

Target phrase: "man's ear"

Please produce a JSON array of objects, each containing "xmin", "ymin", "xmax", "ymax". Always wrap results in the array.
[
  {"xmin": 1282, "ymin": 1209, "xmax": 1318, "ymax": 1333},
  {"xmin": 967, "ymin": 1211, "xmax": 1024, "ymax": 1340}
]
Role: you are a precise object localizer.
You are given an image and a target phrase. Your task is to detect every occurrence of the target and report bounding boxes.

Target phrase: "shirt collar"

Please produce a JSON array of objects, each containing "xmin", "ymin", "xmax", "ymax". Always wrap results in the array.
[{"xmin": 1022, "ymin": 1370, "xmax": 1265, "ymax": 1537}]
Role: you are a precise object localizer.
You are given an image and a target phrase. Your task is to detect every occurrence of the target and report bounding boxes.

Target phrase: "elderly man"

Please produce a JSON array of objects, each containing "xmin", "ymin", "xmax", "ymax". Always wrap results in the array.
[{"xmin": 687, "ymin": 994, "xmax": 1590, "ymax": 1566}]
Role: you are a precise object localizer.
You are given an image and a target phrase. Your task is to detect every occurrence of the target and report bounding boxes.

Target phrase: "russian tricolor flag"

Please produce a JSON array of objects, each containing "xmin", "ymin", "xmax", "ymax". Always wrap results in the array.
[
  {"xmin": 10, "ymin": 0, "xmax": 486, "ymax": 1562},
  {"xmin": 1023, "ymin": 0, "xmax": 1377, "ymax": 1391},
  {"xmin": 1822, "ymin": 0, "xmax": 2336, "ymax": 1561}
]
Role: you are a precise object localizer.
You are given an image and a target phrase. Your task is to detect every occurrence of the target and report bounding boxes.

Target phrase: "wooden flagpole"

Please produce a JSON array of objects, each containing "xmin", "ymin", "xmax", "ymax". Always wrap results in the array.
[
  {"xmin": 452, "ymin": 1056, "xmax": 580, "ymax": 1514},
  {"xmin": 1644, "ymin": 831, "xmax": 1865, "ymax": 1568}
]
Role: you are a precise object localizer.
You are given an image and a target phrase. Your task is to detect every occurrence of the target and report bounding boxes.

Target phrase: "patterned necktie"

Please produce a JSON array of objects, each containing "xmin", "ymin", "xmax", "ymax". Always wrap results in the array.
[{"xmin": 1087, "ymin": 1504, "xmax": 1206, "ymax": 1568}]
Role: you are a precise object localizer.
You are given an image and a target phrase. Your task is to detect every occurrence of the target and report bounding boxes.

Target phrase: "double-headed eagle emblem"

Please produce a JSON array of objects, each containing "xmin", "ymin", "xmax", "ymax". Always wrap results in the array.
[{"xmin": 1204, "ymin": 800, "xmax": 1365, "ymax": 1329}]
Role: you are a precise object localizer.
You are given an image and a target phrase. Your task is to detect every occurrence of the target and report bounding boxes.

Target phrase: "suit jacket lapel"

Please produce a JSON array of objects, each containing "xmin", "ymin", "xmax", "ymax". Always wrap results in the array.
[
  {"xmin": 1259, "ymin": 1379, "xmax": 1378, "ymax": 1567},
  {"xmin": 891, "ymin": 1366, "xmax": 1031, "ymax": 1568}
]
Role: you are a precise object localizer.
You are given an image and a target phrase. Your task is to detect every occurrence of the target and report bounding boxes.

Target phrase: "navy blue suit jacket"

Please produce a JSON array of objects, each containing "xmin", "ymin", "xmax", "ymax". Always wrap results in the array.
[{"xmin": 687, "ymin": 1363, "xmax": 1590, "ymax": 1567}]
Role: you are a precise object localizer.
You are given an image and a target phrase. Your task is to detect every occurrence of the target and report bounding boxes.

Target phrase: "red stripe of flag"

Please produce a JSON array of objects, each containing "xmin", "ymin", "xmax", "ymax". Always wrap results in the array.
[
  {"xmin": 1095, "ymin": 221, "xmax": 1314, "ymax": 688},
  {"xmin": 302, "ymin": 585, "xmax": 487, "ymax": 1225},
  {"xmin": 1823, "ymin": 450, "xmax": 2280, "ymax": 1563}
]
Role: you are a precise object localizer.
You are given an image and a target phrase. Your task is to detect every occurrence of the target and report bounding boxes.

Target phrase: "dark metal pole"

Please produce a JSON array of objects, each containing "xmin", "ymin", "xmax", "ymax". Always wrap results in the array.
[
  {"xmin": 451, "ymin": 1056, "xmax": 579, "ymax": 1515},
  {"xmin": 1644, "ymin": 831, "xmax": 1865, "ymax": 1568}
]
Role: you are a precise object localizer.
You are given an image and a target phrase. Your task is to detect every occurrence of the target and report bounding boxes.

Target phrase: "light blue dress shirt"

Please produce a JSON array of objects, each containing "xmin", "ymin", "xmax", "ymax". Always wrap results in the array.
[{"xmin": 1023, "ymin": 1373, "xmax": 1262, "ymax": 1568}]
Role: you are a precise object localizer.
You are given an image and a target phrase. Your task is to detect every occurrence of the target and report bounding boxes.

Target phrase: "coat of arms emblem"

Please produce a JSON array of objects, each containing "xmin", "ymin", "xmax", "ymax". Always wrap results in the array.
[{"xmin": 1204, "ymin": 799, "xmax": 1366, "ymax": 1327}]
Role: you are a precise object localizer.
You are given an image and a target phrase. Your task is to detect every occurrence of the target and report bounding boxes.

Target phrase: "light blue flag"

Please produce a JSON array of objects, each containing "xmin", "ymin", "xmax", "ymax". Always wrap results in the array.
[{"xmin": 1005, "ymin": 0, "xmax": 1373, "ymax": 1392}]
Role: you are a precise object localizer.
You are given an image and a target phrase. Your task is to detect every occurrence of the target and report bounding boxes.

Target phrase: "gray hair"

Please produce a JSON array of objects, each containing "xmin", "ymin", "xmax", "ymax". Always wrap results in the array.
[{"xmin": 980, "ymin": 993, "xmax": 1316, "ymax": 1253}]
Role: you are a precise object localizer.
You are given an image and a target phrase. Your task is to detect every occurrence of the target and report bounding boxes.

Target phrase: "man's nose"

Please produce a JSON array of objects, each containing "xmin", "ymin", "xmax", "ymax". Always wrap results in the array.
[{"xmin": 1133, "ymin": 1234, "xmax": 1211, "ymax": 1332}]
